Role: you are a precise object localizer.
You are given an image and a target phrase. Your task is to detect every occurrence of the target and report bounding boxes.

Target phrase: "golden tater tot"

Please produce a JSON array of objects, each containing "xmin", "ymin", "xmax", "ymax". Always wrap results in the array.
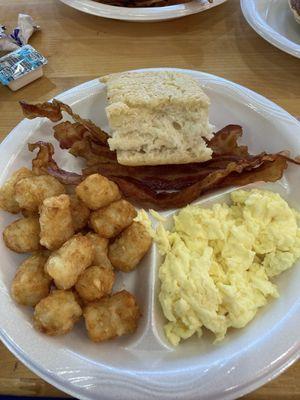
[
  {"xmin": 45, "ymin": 234, "xmax": 94, "ymax": 289},
  {"xmin": 89, "ymin": 199, "xmax": 137, "ymax": 238},
  {"xmin": 69, "ymin": 194, "xmax": 90, "ymax": 232},
  {"xmin": 3, "ymin": 217, "xmax": 41, "ymax": 253},
  {"xmin": 83, "ymin": 290, "xmax": 140, "ymax": 342},
  {"xmin": 39, "ymin": 195, "xmax": 74, "ymax": 250},
  {"xmin": 85, "ymin": 233, "xmax": 112, "ymax": 269},
  {"xmin": 75, "ymin": 266, "xmax": 115, "ymax": 303},
  {"xmin": 0, "ymin": 168, "xmax": 33, "ymax": 214},
  {"xmin": 11, "ymin": 253, "xmax": 51, "ymax": 306},
  {"xmin": 76, "ymin": 174, "xmax": 121, "ymax": 210},
  {"xmin": 34, "ymin": 290, "xmax": 82, "ymax": 336},
  {"xmin": 108, "ymin": 222, "xmax": 152, "ymax": 272},
  {"xmin": 15, "ymin": 175, "xmax": 65, "ymax": 213}
]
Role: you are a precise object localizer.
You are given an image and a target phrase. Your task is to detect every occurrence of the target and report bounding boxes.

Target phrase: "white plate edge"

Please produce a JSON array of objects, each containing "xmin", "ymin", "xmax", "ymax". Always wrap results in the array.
[
  {"xmin": 240, "ymin": 0, "xmax": 300, "ymax": 59},
  {"xmin": 58, "ymin": 0, "xmax": 227, "ymax": 21}
]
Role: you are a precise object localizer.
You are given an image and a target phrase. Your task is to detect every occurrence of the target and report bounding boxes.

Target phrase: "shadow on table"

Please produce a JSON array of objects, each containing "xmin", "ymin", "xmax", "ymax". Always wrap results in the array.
[
  {"xmin": 56, "ymin": 0, "xmax": 229, "ymax": 37},
  {"xmin": 56, "ymin": 0, "xmax": 231, "ymax": 71},
  {"xmin": 1, "ymin": 78, "xmax": 57, "ymax": 102}
]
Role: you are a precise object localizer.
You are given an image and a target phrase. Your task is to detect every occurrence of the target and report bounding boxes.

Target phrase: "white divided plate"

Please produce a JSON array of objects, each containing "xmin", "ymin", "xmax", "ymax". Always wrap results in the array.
[
  {"xmin": 241, "ymin": 0, "xmax": 300, "ymax": 58},
  {"xmin": 1, "ymin": 68, "xmax": 300, "ymax": 400},
  {"xmin": 58, "ymin": 0, "xmax": 227, "ymax": 22}
]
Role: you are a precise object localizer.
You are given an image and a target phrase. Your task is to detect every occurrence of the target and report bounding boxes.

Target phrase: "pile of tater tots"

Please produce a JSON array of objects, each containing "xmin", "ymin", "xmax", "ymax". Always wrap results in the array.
[{"xmin": 0, "ymin": 169, "xmax": 152, "ymax": 342}]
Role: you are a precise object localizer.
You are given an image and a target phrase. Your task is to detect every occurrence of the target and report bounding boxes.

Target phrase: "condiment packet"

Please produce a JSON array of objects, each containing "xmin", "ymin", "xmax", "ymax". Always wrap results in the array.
[
  {"xmin": 0, "ymin": 45, "xmax": 47, "ymax": 91},
  {"xmin": 0, "ymin": 26, "xmax": 19, "ymax": 52},
  {"xmin": 0, "ymin": 14, "xmax": 40, "ymax": 52}
]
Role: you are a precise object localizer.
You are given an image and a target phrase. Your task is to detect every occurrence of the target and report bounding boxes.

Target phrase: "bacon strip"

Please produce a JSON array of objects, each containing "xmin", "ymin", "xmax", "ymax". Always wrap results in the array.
[
  {"xmin": 53, "ymin": 100, "xmax": 109, "ymax": 145},
  {"xmin": 20, "ymin": 101, "xmax": 63, "ymax": 122},
  {"xmin": 110, "ymin": 154, "xmax": 290, "ymax": 209},
  {"xmin": 82, "ymin": 154, "xmax": 257, "ymax": 190},
  {"xmin": 208, "ymin": 125, "xmax": 249, "ymax": 157},
  {"xmin": 28, "ymin": 142, "xmax": 82, "ymax": 185},
  {"xmin": 53, "ymin": 122, "xmax": 88, "ymax": 149},
  {"xmin": 20, "ymin": 100, "xmax": 109, "ymax": 145},
  {"xmin": 21, "ymin": 101, "xmax": 300, "ymax": 210}
]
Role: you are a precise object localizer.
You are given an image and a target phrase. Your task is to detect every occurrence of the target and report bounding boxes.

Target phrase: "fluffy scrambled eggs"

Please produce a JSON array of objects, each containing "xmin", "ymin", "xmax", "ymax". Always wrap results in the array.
[{"xmin": 156, "ymin": 189, "xmax": 300, "ymax": 346}]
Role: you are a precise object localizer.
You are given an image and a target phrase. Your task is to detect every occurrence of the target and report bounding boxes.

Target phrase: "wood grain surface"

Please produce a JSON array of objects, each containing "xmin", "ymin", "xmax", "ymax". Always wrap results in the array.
[{"xmin": 0, "ymin": 0, "xmax": 299, "ymax": 398}]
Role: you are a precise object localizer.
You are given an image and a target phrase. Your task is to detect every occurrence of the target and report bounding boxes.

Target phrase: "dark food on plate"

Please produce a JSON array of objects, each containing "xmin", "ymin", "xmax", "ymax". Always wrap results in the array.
[
  {"xmin": 1, "ymin": 167, "xmax": 152, "ymax": 341},
  {"xmin": 291, "ymin": 0, "xmax": 300, "ymax": 13},
  {"xmin": 92, "ymin": 0, "xmax": 212, "ymax": 7},
  {"xmin": 20, "ymin": 100, "xmax": 300, "ymax": 210},
  {"xmin": 290, "ymin": 0, "xmax": 300, "ymax": 23}
]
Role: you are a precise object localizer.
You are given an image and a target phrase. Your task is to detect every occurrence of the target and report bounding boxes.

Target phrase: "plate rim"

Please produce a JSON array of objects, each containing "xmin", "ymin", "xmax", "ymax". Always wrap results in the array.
[
  {"xmin": 240, "ymin": 0, "xmax": 300, "ymax": 59},
  {"xmin": 1, "ymin": 67, "xmax": 300, "ymax": 400},
  {"xmin": 58, "ymin": 0, "xmax": 228, "ymax": 21}
]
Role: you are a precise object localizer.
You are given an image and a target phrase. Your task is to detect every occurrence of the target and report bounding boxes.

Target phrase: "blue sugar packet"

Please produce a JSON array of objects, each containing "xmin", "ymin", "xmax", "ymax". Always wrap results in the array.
[{"xmin": 0, "ymin": 44, "xmax": 47, "ymax": 86}]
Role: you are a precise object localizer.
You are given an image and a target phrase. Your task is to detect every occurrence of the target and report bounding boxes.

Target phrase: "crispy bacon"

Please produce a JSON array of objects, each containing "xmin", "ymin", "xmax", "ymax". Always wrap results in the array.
[
  {"xmin": 53, "ymin": 100, "xmax": 109, "ymax": 145},
  {"xmin": 69, "ymin": 138, "xmax": 117, "ymax": 165},
  {"xmin": 20, "ymin": 101, "xmax": 63, "ymax": 122},
  {"xmin": 21, "ymin": 101, "xmax": 300, "ymax": 210},
  {"xmin": 20, "ymin": 100, "xmax": 109, "ymax": 145},
  {"xmin": 82, "ymin": 154, "xmax": 259, "ymax": 191},
  {"xmin": 82, "ymin": 159, "xmax": 232, "ymax": 190},
  {"xmin": 53, "ymin": 122, "xmax": 88, "ymax": 149},
  {"xmin": 28, "ymin": 142, "xmax": 82, "ymax": 185},
  {"xmin": 110, "ymin": 154, "xmax": 290, "ymax": 209},
  {"xmin": 208, "ymin": 125, "xmax": 249, "ymax": 157}
]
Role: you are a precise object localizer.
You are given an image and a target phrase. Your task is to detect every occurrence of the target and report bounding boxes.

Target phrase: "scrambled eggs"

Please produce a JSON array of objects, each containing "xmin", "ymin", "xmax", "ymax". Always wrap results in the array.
[{"xmin": 155, "ymin": 189, "xmax": 300, "ymax": 346}]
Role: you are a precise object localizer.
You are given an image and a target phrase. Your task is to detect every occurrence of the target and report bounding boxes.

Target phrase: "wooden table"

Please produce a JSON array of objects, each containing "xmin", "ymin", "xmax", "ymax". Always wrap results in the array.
[{"xmin": 0, "ymin": 0, "xmax": 299, "ymax": 398}]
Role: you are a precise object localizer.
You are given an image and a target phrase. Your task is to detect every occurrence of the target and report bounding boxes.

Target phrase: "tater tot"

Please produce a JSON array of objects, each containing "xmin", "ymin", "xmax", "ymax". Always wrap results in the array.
[
  {"xmin": 34, "ymin": 290, "xmax": 82, "ymax": 336},
  {"xmin": 83, "ymin": 290, "xmax": 140, "ymax": 342},
  {"xmin": 3, "ymin": 217, "xmax": 41, "ymax": 253},
  {"xmin": 69, "ymin": 194, "xmax": 90, "ymax": 232},
  {"xmin": 11, "ymin": 253, "xmax": 51, "ymax": 306},
  {"xmin": 39, "ymin": 195, "xmax": 74, "ymax": 250},
  {"xmin": 76, "ymin": 174, "xmax": 121, "ymax": 210},
  {"xmin": 85, "ymin": 233, "xmax": 112, "ymax": 269},
  {"xmin": 89, "ymin": 199, "xmax": 137, "ymax": 238},
  {"xmin": 15, "ymin": 175, "xmax": 65, "ymax": 213},
  {"xmin": 45, "ymin": 234, "xmax": 94, "ymax": 289},
  {"xmin": 0, "ymin": 168, "xmax": 33, "ymax": 214},
  {"xmin": 108, "ymin": 222, "xmax": 152, "ymax": 272},
  {"xmin": 75, "ymin": 266, "xmax": 115, "ymax": 303}
]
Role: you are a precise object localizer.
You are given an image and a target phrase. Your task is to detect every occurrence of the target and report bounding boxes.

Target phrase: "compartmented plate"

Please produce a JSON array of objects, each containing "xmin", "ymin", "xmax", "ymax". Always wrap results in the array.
[{"xmin": 0, "ymin": 68, "xmax": 300, "ymax": 400}]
